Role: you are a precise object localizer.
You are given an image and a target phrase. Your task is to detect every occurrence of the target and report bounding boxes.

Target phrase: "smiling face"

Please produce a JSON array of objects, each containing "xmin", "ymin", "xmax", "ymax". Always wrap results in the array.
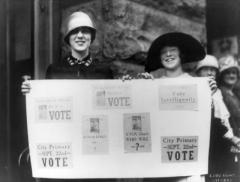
[
  {"xmin": 69, "ymin": 27, "xmax": 92, "ymax": 55},
  {"xmin": 160, "ymin": 46, "xmax": 181, "ymax": 70},
  {"xmin": 222, "ymin": 67, "xmax": 239, "ymax": 86}
]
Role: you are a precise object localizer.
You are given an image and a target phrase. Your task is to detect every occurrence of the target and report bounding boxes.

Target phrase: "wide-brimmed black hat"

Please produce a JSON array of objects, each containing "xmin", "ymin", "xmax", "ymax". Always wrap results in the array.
[{"xmin": 145, "ymin": 32, "xmax": 206, "ymax": 72}]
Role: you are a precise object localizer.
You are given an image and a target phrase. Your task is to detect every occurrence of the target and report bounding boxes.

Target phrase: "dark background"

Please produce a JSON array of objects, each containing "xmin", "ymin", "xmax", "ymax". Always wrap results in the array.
[{"xmin": 1, "ymin": 0, "xmax": 240, "ymax": 181}]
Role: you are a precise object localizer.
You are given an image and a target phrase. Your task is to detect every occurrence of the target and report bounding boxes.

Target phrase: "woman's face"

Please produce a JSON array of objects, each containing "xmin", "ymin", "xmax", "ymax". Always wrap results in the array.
[
  {"xmin": 160, "ymin": 46, "xmax": 181, "ymax": 70},
  {"xmin": 198, "ymin": 66, "xmax": 217, "ymax": 79},
  {"xmin": 222, "ymin": 68, "xmax": 238, "ymax": 86},
  {"xmin": 69, "ymin": 27, "xmax": 92, "ymax": 53}
]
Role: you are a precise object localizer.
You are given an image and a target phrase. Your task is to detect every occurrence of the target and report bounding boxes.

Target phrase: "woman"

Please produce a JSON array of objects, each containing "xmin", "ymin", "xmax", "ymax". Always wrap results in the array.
[
  {"xmin": 145, "ymin": 32, "xmax": 205, "ymax": 78},
  {"xmin": 144, "ymin": 32, "xmax": 208, "ymax": 182},
  {"xmin": 196, "ymin": 55, "xmax": 240, "ymax": 175},
  {"xmin": 218, "ymin": 55, "xmax": 240, "ymax": 175},
  {"xmin": 22, "ymin": 11, "xmax": 113, "ymax": 93},
  {"xmin": 21, "ymin": 11, "xmax": 113, "ymax": 182}
]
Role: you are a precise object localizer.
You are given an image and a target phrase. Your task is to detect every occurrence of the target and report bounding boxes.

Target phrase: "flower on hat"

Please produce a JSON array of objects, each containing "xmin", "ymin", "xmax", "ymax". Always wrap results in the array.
[{"xmin": 219, "ymin": 55, "xmax": 239, "ymax": 73}]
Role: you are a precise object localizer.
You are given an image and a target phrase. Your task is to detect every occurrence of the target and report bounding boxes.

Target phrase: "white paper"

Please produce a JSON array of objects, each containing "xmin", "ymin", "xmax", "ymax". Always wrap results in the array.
[{"xmin": 26, "ymin": 78, "xmax": 211, "ymax": 179}]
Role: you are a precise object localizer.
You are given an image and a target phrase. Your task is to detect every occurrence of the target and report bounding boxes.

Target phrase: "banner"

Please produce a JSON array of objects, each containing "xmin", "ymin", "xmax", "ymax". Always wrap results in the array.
[{"xmin": 26, "ymin": 78, "xmax": 211, "ymax": 179}]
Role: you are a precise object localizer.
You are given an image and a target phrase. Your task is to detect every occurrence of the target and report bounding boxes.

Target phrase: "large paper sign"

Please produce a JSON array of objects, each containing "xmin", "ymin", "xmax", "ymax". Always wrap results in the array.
[{"xmin": 26, "ymin": 78, "xmax": 211, "ymax": 179}]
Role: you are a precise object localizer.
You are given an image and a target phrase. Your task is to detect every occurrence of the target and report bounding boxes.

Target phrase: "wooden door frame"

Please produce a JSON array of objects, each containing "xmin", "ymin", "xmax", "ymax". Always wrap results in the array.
[
  {"xmin": 0, "ymin": 0, "xmax": 14, "ymax": 181},
  {"xmin": 34, "ymin": 0, "xmax": 60, "ymax": 79}
]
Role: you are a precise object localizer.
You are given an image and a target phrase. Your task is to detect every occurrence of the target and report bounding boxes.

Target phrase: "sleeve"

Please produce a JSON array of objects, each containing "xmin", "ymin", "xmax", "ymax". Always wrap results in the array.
[
  {"xmin": 212, "ymin": 90, "xmax": 230, "ymax": 120},
  {"xmin": 212, "ymin": 90, "xmax": 234, "ymax": 139},
  {"xmin": 222, "ymin": 93, "xmax": 240, "ymax": 135}
]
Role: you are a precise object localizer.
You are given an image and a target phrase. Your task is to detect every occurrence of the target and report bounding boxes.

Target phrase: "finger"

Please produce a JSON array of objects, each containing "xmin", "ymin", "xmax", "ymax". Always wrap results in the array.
[
  {"xmin": 21, "ymin": 89, "xmax": 30, "ymax": 94},
  {"xmin": 208, "ymin": 80, "xmax": 216, "ymax": 85},
  {"xmin": 21, "ymin": 84, "xmax": 31, "ymax": 89},
  {"xmin": 209, "ymin": 83, "xmax": 217, "ymax": 88},
  {"xmin": 122, "ymin": 75, "xmax": 132, "ymax": 81}
]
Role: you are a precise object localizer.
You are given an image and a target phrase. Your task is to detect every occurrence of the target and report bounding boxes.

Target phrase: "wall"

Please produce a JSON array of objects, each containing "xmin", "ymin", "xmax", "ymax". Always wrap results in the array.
[
  {"xmin": 61, "ymin": 0, "xmax": 206, "ymax": 77},
  {"xmin": 14, "ymin": 0, "xmax": 32, "ymax": 61}
]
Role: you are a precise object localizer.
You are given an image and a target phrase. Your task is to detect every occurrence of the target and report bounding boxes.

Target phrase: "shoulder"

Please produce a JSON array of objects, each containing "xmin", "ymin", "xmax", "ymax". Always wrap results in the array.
[
  {"xmin": 90, "ymin": 59, "xmax": 113, "ymax": 79},
  {"xmin": 181, "ymin": 73, "xmax": 192, "ymax": 77},
  {"xmin": 45, "ymin": 58, "xmax": 70, "ymax": 79},
  {"xmin": 90, "ymin": 58, "xmax": 110, "ymax": 70},
  {"xmin": 219, "ymin": 86, "xmax": 229, "ymax": 97}
]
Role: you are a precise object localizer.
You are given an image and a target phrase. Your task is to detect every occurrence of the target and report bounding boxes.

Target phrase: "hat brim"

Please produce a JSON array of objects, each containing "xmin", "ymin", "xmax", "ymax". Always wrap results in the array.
[
  {"xmin": 64, "ymin": 26, "xmax": 96, "ymax": 45},
  {"xmin": 220, "ymin": 66, "xmax": 240, "ymax": 75},
  {"xmin": 145, "ymin": 32, "xmax": 206, "ymax": 72}
]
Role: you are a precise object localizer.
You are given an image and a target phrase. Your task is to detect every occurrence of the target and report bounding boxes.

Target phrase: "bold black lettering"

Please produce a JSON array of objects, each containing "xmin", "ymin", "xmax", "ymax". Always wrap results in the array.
[
  {"xmin": 49, "ymin": 111, "xmax": 55, "ymax": 120},
  {"xmin": 182, "ymin": 151, "xmax": 188, "ymax": 160},
  {"xmin": 63, "ymin": 157, "xmax": 68, "ymax": 167},
  {"xmin": 189, "ymin": 150, "xmax": 194, "ymax": 160},
  {"xmin": 113, "ymin": 98, "xmax": 119, "ymax": 106},
  {"xmin": 66, "ymin": 111, "xmax": 71, "ymax": 120},
  {"xmin": 48, "ymin": 158, "xmax": 54, "ymax": 167},
  {"xmin": 55, "ymin": 157, "xmax": 61, "ymax": 167},
  {"xmin": 42, "ymin": 158, "xmax": 47, "ymax": 167},
  {"xmin": 175, "ymin": 151, "xmax": 180, "ymax": 160},
  {"xmin": 125, "ymin": 97, "xmax": 130, "ymax": 106},
  {"xmin": 167, "ymin": 151, "xmax": 173, "ymax": 160},
  {"xmin": 107, "ymin": 98, "xmax": 114, "ymax": 106}
]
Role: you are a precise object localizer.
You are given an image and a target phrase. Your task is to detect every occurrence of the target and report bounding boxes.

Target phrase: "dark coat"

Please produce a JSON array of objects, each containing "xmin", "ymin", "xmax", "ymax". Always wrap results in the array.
[
  {"xmin": 46, "ymin": 55, "xmax": 113, "ymax": 79},
  {"xmin": 220, "ymin": 86, "xmax": 240, "ymax": 137}
]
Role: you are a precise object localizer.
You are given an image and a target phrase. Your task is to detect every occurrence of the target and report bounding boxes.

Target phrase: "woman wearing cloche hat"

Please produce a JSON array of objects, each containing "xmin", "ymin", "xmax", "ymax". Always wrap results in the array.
[
  {"xmin": 45, "ymin": 11, "xmax": 112, "ymax": 79},
  {"xmin": 22, "ymin": 11, "xmax": 113, "ymax": 94},
  {"xmin": 21, "ymin": 10, "xmax": 115, "ymax": 182},
  {"xmin": 196, "ymin": 55, "xmax": 240, "ymax": 176},
  {"xmin": 218, "ymin": 55, "xmax": 240, "ymax": 176}
]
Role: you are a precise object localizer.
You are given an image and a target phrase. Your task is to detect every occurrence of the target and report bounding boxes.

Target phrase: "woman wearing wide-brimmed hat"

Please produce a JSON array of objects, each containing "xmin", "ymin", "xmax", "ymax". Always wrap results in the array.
[
  {"xmin": 145, "ymin": 32, "xmax": 205, "ymax": 78},
  {"xmin": 144, "ymin": 32, "xmax": 212, "ymax": 182}
]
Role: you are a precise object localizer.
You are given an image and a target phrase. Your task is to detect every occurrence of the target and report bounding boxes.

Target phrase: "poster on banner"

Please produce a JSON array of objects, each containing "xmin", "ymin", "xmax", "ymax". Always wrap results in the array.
[
  {"xmin": 26, "ymin": 78, "xmax": 211, "ymax": 179},
  {"xmin": 161, "ymin": 136, "xmax": 198, "ymax": 162},
  {"xmin": 123, "ymin": 112, "xmax": 151, "ymax": 153},
  {"xmin": 158, "ymin": 85, "xmax": 198, "ymax": 111},
  {"xmin": 35, "ymin": 97, "xmax": 73, "ymax": 122},
  {"xmin": 36, "ymin": 143, "xmax": 72, "ymax": 168},
  {"xmin": 82, "ymin": 115, "xmax": 109, "ymax": 154},
  {"xmin": 92, "ymin": 85, "xmax": 132, "ymax": 109}
]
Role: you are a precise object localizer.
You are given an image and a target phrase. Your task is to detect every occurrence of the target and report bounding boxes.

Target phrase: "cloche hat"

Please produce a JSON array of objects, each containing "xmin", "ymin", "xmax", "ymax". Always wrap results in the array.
[
  {"xmin": 196, "ymin": 54, "xmax": 219, "ymax": 71},
  {"xmin": 63, "ymin": 11, "xmax": 96, "ymax": 44},
  {"xmin": 219, "ymin": 55, "xmax": 239, "ymax": 74}
]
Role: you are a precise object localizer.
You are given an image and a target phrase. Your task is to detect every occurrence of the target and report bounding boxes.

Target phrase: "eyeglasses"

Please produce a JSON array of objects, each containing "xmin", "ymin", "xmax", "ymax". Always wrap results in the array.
[{"xmin": 69, "ymin": 27, "xmax": 92, "ymax": 36}]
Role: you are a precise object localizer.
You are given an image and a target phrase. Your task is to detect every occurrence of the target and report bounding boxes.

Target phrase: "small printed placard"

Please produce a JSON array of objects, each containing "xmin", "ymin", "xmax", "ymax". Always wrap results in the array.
[
  {"xmin": 124, "ymin": 113, "xmax": 151, "ymax": 153},
  {"xmin": 161, "ymin": 136, "xmax": 198, "ymax": 162},
  {"xmin": 35, "ymin": 97, "xmax": 73, "ymax": 122},
  {"xmin": 37, "ymin": 143, "xmax": 72, "ymax": 168},
  {"xmin": 93, "ymin": 85, "xmax": 132, "ymax": 109},
  {"xmin": 82, "ymin": 115, "xmax": 109, "ymax": 154},
  {"xmin": 159, "ymin": 85, "xmax": 198, "ymax": 110}
]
